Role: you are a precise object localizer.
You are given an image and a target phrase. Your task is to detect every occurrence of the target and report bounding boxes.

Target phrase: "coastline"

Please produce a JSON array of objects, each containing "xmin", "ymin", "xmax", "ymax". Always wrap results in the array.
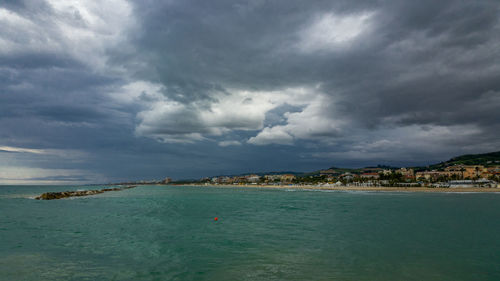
[{"xmin": 175, "ymin": 183, "xmax": 500, "ymax": 193}]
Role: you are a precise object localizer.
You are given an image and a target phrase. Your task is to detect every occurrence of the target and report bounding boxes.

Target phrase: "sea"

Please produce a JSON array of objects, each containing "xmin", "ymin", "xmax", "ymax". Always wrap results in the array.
[{"xmin": 1, "ymin": 185, "xmax": 499, "ymax": 281}]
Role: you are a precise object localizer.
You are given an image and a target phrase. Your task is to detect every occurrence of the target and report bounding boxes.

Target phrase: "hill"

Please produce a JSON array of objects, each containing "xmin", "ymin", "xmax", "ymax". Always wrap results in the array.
[{"xmin": 416, "ymin": 151, "xmax": 500, "ymax": 171}]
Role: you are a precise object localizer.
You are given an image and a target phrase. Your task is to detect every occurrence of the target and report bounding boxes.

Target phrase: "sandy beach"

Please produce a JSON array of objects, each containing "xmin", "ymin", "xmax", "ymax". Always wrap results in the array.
[{"xmin": 178, "ymin": 184, "xmax": 500, "ymax": 193}]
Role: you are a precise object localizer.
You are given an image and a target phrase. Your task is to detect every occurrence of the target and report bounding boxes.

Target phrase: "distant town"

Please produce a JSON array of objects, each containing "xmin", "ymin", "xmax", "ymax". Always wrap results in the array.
[
  {"xmin": 114, "ymin": 152, "xmax": 500, "ymax": 189},
  {"xmin": 193, "ymin": 164, "xmax": 500, "ymax": 188}
]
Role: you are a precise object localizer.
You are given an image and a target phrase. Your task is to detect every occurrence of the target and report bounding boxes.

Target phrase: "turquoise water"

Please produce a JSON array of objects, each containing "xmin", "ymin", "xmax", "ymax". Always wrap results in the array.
[{"xmin": 1, "ymin": 185, "xmax": 500, "ymax": 280}]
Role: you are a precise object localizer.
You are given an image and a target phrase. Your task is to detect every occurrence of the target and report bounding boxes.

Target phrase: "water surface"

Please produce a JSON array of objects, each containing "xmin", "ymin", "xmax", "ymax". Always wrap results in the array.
[{"xmin": 1, "ymin": 185, "xmax": 499, "ymax": 280}]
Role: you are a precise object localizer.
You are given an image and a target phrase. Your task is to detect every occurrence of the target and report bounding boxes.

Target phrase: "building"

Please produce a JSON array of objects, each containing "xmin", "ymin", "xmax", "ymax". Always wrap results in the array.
[
  {"xmin": 464, "ymin": 165, "xmax": 487, "ymax": 179},
  {"xmin": 246, "ymin": 175, "xmax": 261, "ymax": 183},
  {"xmin": 280, "ymin": 174, "xmax": 296, "ymax": 182},
  {"xmin": 339, "ymin": 173, "xmax": 355, "ymax": 181},
  {"xmin": 485, "ymin": 166, "xmax": 500, "ymax": 179},
  {"xmin": 444, "ymin": 165, "xmax": 487, "ymax": 179},
  {"xmin": 264, "ymin": 175, "xmax": 281, "ymax": 182},
  {"xmin": 415, "ymin": 171, "xmax": 443, "ymax": 181},
  {"xmin": 221, "ymin": 177, "xmax": 232, "ymax": 183},
  {"xmin": 397, "ymin": 168, "xmax": 415, "ymax": 180},
  {"xmin": 325, "ymin": 174, "xmax": 336, "ymax": 182},
  {"xmin": 443, "ymin": 166, "xmax": 463, "ymax": 178},
  {"xmin": 448, "ymin": 179, "xmax": 496, "ymax": 188},
  {"xmin": 382, "ymin": 169, "xmax": 393, "ymax": 175},
  {"xmin": 360, "ymin": 172, "xmax": 380, "ymax": 179},
  {"xmin": 232, "ymin": 176, "xmax": 247, "ymax": 183}
]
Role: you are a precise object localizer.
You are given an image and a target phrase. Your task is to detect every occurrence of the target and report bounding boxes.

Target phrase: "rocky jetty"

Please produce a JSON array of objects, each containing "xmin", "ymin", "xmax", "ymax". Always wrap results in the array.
[{"xmin": 35, "ymin": 185, "xmax": 136, "ymax": 200}]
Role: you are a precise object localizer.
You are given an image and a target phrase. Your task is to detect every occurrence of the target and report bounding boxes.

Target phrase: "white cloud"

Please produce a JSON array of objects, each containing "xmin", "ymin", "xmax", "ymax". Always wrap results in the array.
[
  {"xmin": 248, "ymin": 126, "xmax": 294, "ymax": 145},
  {"xmin": 0, "ymin": 146, "xmax": 47, "ymax": 154},
  {"xmin": 297, "ymin": 11, "xmax": 374, "ymax": 52},
  {"xmin": 248, "ymin": 93, "xmax": 344, "ymax": 145},
  {"xmin": 130, "ymin": 85, "xmax": 350, "ymax": 145},
  {"xmin": 218, "ymin": 140, "xmax": 242, "ymax": 147},
  {"xmin": 0, "ymin": 146, "xmax": 87, "ymax": 159},
  {"xmin": 134, "ymin": 87, "xmax": 319, "ymax": 143}
]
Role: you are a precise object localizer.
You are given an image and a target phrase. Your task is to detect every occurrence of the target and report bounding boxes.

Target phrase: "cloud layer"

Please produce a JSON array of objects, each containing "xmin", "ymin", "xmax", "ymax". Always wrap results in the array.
[{"xmin": 1, "ymin": 0, "xmax": 499, "ymax": 183}]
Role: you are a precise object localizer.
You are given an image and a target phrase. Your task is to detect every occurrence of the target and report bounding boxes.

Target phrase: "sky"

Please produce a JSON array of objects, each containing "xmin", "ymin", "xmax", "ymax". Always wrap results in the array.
[{"xmin": 1, "ymin": 0, "xmax": 500, "ymax": 184}]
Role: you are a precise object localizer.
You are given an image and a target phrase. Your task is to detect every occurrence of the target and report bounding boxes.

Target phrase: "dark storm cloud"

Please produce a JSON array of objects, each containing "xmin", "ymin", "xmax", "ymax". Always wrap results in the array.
[
  {"xmin": 317, "ymin": 0, "xmax": 500, "ymax": 129},
  {"xmin": 1, "ymin": 0, "xmax": 499, "ymax": 183},
  {"xmin": 122, "ymin": 0, "xmax": 375, "ymax": 96},
  {"xmin": 122, "ymin": 0, "xmax": 500, "ymax": 129},
  {"xmin": 0, "ymin": 64, "xmax": 119, "ymax": 124},
  {"xmin": 0, "ymin": 1, "xmax": 143, "ymax": 183}
]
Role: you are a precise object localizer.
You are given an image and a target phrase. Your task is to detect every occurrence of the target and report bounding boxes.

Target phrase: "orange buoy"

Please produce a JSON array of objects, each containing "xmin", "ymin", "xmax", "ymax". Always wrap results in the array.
[{"xmin": 214, "ymin": 217, "xmax": 219, "ymax": 221}]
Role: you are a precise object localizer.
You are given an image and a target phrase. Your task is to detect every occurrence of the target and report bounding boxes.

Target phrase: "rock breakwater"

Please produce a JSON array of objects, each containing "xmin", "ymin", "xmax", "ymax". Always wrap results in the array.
[{"xmin": 35, "ymin": 185, "xmax": 136, "ymax": 200}]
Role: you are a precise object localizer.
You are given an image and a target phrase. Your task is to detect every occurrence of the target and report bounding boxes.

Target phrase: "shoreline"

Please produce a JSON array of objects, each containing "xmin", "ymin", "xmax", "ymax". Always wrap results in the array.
[{"xmin": 174, "ymin": 184, "xmax": 500, "ymax": 193}]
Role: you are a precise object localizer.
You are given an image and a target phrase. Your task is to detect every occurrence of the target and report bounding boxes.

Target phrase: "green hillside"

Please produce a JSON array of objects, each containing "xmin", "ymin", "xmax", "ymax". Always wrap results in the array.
[{"xmin": 417, "ymin": 151, "xmax": 500, "ymax": 171}]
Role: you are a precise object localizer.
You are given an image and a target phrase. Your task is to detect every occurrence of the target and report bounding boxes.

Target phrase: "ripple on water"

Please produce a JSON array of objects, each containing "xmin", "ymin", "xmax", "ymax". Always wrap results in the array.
[{"xmin": 1, "ymin": 185, "xmax": 500, "ymax": 281}]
